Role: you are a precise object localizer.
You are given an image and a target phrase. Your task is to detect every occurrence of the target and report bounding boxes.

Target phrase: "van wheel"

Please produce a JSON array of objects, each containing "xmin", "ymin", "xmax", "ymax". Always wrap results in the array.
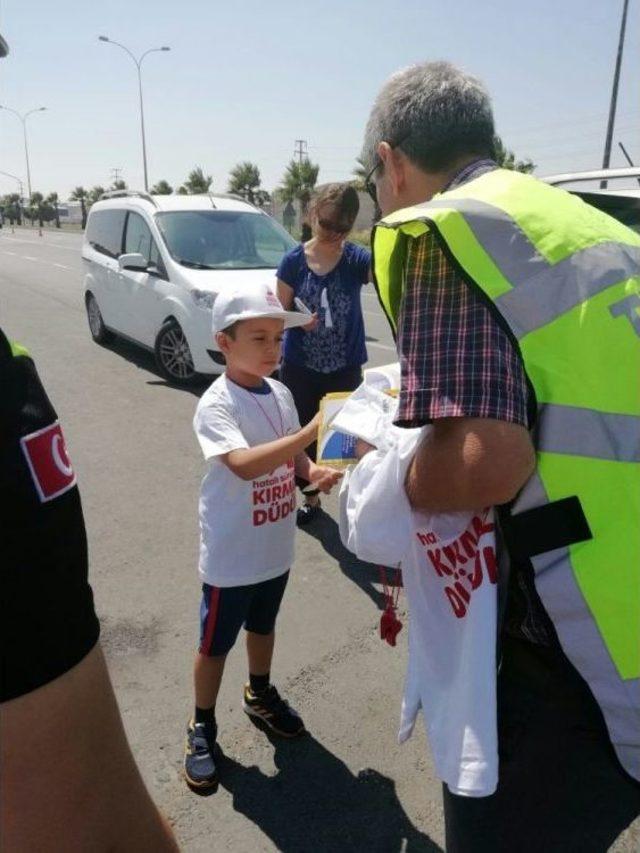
[
  {"xmin": 154, "ymin": 320, "xmax": 199, "ymax": 385},
  {"xmin": 86, "ymin": 293, "xmax": 114, "ymax": 344}
]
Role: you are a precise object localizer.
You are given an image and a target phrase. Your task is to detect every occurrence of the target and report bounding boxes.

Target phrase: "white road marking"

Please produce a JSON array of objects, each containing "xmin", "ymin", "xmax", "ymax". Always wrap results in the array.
[
  {"xmin": 22, "ymin": 256, "xmax": 39, "ymax": 262},
  {"xmin": 1, "ymin": 236, "xmax": 80, "ymax": 253},
  {"xmin": 1, "ymin": 250, "xmax": 18, "ymax": 256},
  {"xmin": 53, "ymin": 263, "xmax": 72, "ymax": 270}
]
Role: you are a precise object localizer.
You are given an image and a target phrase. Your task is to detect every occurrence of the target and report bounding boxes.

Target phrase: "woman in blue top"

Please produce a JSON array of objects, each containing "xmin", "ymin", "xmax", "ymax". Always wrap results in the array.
[{"xmin": 277, "ymin": 183, "xmax": 371, "ymax": 525}]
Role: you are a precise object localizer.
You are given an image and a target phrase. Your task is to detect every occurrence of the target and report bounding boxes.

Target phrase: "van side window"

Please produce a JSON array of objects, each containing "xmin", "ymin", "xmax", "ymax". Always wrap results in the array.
[
  {"xmin": 124, "ymin": 213, "xmax": 165, "ymax": 273},
  {"xmin": 86, "ymin": 210, "xmax": 127, "ymax": 258}
]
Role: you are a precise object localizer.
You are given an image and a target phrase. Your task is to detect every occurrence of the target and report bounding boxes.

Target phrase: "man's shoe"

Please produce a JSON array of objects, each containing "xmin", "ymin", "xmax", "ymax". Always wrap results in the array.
[
  {"xmin": 184, "ymin": 719, "xmax": 218, "ymax": 788},
  {"xmin": 243, "ymin": 684, "xmax": 305, "ymax": 737},
  {"xmin": 296, "ymin": 501, "xmax": 321, "ymax": 527}
]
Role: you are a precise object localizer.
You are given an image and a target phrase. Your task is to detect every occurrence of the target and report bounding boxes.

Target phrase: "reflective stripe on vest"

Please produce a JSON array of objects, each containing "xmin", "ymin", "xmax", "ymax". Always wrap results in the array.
[
  {"xmin": 10, "ymin": 341, "xmax": 30, "ymax": 358},
  {"xmin": 372, "ymin": 168, "xmax": 640, "ymax": 780}
]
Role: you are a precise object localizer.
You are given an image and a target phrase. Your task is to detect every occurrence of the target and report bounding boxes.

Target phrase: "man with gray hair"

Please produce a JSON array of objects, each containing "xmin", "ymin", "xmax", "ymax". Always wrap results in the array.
[{"xmin": 361, "ymin": 61, "xmax": 640, "ymax": 851}]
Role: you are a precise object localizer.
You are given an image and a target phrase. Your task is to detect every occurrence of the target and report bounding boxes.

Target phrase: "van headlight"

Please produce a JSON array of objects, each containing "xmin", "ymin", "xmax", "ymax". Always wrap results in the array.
[{"xmin": 191, "ymin": 289, "xmax": 215, "ymax": 309}]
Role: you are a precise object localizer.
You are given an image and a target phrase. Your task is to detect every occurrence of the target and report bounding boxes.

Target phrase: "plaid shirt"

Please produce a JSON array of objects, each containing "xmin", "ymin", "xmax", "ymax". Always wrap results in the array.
[
  {"xmin": 395, "ymin": 159, "xmax": 530, "ymax": 429},
  {"xmin": 394, "ymin": 160, "xmax": 551, "ymax": 645}
]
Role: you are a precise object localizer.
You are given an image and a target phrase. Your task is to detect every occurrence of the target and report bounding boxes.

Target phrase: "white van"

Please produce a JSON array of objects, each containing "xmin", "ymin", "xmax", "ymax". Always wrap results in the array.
[{"xmin": 82, "ymin": 190, "xmax": 296, "ymax": 384}]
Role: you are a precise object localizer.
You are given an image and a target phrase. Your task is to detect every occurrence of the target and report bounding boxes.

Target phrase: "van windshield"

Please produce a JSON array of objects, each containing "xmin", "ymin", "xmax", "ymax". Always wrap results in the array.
[{"xmin": 155, "ymin": 210, "xmax": 296, "ymax": 270}]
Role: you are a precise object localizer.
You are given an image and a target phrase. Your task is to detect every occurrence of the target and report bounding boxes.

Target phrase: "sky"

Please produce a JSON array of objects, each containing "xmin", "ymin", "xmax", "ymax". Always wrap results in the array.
[{"xmin": 0, "ymin": 0, "xmax": 638, "ymax": 199}]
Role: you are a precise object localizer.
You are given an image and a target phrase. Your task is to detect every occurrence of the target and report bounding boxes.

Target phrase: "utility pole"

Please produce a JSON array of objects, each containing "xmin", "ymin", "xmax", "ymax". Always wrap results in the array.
[
  {"xmin": 110, "ymin": 167, "xmax": 123, "ymax": 185},
  {"xmin": 601, "ymin": 0, "xmax": 629, "ymax": 188},
  {"xmin": 294, "ymin": 139, "xmax": 307, "ymax": 165}
]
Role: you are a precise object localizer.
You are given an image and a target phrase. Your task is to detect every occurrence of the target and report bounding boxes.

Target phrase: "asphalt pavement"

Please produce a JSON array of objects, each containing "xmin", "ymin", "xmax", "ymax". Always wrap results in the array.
[{"xmin": 1, "ymin": 226, "xmax": 637, "ymax": 852}]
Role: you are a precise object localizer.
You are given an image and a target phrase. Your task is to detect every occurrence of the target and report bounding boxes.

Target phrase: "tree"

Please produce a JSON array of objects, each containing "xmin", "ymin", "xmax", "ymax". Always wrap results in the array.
[
  {"xmin": 253, "ymin": 189, "xmax": 271, "ymax": 209},
  {"xmin": 70, "ymin": 186, "xmax": 88, "ymax": 229},
  {"xmin": 278, "ymin": 159, "xmax": 319, "ymax": 226},
  {"xmin": 28, "ymin": 192, "xmax": 45, "ymax": 227},
  {"xmin": 88, "ymin": 185, "xmax": 106, "ymax": 206},
  {"xmin": 2, "ymin": 193, "xmax": 22, "ymax": 225},
  {"xmin": 492, "ymin": 135, "xmax": 535, "ymax": 174},
  {"xmin": 178, "ymin": 167, "xmax": 212, "ymax": 194},
  {"xmin": 150, "ymin": 179, "xmax": 173, "ymax": 195},
  {"xmin": 111, "ymin": 179, "xmax": 127, "ymax": 191},
  {"xmin": 46, "ymin": 192, "xmax": 61, "ymax": 228},
  {"xmin": 228, "ymin": 161, "xmax": 261, "ymax": 204}
]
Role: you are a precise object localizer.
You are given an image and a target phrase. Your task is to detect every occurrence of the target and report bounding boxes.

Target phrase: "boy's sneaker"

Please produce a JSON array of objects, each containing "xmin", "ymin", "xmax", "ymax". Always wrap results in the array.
[
  {"xmin": 242, "ymin": 684, "xmax": 305, "ymax": 737},
  {"xmin": 184, "ymin": 719, "xmax": 218, "ymax": 788}
]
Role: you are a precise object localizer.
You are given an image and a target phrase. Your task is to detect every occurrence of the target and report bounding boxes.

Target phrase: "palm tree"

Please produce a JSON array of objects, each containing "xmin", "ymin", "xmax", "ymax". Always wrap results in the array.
[
  {"xmin": 3, "ymin": 192, "xmax": 22, "ymax": 225},
  {"xmin": 70, "ymin": 186, "xmax": 88, "ymax": 229},
  {"xmin": 253, "ymin": 189, "xmax": 271, "ymax": 209},
  {"xmin": 228, "ymin": 161, "xmax": 261, "ymax": 204},
  {"xmin": 278, "ymin": 159, "xmax": 319, "ymax": 226},
  {"xmin": 150, "ymin": 179, "xmax": 173, "ymax": 195},
  {"xmin": 179, "ymin": 167, "xmax": 213, "ymax": 194},
  {"xmin": 29, "ymin": 192, "xmax": 45, "ymax": 227},
  {"xmin": 88, "ymin": 185, "xmax": 106, "ymax": 206},
  {"xmin": 46, "ymin": 192, "xmax": 61, "ymax": 228},
  {"xmin": 493, "ymin": 135, "xmax": 535, "ymax": 174}
]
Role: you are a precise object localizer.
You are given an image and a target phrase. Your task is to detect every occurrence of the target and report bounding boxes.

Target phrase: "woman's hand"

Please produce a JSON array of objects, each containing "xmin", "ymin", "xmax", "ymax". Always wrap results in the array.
[{"xmin": 302, "ymin": 313, "xmax": 319, "ymax": 332}]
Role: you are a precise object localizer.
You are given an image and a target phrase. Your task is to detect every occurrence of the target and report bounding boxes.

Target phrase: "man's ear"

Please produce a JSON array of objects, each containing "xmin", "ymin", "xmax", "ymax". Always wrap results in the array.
[
  {"xmin": 378, "ymin": 141, "xmax": 405, "ymax": 195},
  {"xmin": 216, "ymin": 331, "xmax": 231, "ymax": 354}
]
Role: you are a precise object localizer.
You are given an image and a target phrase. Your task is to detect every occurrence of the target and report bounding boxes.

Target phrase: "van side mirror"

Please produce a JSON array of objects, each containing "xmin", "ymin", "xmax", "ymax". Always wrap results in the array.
[{"xmin": 119, "ymin": 252, "xmax": 148, "ymax": 272}]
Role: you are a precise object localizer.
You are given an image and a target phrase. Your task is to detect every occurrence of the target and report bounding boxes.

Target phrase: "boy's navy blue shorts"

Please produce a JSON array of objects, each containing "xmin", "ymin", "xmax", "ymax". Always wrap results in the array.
[{"xmin": 199, "ymin": 570, "xmax": 289, "ymax": 657}]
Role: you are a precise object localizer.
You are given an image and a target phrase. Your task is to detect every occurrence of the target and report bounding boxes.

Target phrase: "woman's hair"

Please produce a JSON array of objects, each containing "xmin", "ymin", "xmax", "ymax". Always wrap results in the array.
[
  {"xmin": 361, "ymin": 61, "xmax": 495, "ymax": 174},
  {"xmin": 309, "ymin": 183, "xmax": 360, "ymax": 228}
]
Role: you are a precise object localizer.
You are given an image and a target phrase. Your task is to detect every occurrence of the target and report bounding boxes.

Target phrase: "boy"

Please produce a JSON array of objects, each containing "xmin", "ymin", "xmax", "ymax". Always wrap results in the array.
[{"xmin": 184, "ymin": 282, "xmax": 341, "ymax": 789}]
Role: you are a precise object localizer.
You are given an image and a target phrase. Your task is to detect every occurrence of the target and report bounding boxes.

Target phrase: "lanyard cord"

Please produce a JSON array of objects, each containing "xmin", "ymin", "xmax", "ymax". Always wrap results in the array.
[{"xmin": 245, "ymin": 386, "xmax": 285, "ymax": 439}]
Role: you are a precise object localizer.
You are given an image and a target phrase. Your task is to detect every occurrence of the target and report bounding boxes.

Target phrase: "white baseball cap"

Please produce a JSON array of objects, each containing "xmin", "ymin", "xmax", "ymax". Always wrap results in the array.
[{"xmin": 212, "ymin": 282, "xmax": 310, "ymax": 334}]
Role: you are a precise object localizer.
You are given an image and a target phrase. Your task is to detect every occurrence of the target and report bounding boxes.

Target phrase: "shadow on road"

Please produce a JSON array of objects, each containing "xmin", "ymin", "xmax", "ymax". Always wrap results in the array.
[
  {"xmin": 299, "ymin": 509, "xmax": 386, "ymax": 610},
  {"xmin": 106, "ymin": 337, "xmax": 208, "ymax": 396},
  {"xmin": 218, "ymin": 726, "xmax": 442, "ymax": 852}
]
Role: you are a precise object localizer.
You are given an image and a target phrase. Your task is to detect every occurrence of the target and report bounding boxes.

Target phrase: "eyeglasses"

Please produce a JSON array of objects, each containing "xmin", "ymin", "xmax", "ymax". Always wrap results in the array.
[
  {"xmin": 317, "ymin": 217, "xmax": 351, "ymax": 234},
  {"xmin": 364, "ymin": 131, "xmax": 411, "ymax": 206}
]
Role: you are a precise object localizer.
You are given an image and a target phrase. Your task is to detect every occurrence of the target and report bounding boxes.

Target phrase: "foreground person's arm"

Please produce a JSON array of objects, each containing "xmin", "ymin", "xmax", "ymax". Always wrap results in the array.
[{"xmin": 2, "ymin": 644, "xmax": 179, "ymax": 853}]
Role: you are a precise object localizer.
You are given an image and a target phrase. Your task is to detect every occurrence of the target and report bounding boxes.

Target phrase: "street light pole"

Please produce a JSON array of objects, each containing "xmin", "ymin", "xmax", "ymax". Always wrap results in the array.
[
  {"xmin": 601, "ymin": 0, "xmax": 630, "ymax": 188},
  {"xmin": 0, "ymin": 170, "xmax": 24, "ymax": 198},
  {"xmin": 98, "ymin": 37, "xmax": 170, "ymax": 191},
  {"xmin": 0, "ymin": 105, "xmax": 46, "ymax": 200}
]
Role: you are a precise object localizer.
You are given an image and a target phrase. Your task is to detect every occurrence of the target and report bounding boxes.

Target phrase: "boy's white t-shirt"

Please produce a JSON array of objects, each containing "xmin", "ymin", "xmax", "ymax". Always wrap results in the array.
[{"xmin": 194, "ymin": 374, "xmax": 300, "ymax": 587}]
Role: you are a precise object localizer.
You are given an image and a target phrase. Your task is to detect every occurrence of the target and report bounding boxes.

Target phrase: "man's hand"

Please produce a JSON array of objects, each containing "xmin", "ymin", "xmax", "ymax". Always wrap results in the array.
[
  {"xmin": 406, "ymin": 417, "xmax": 535, "ymax": 512},
  {"xmin": 355, "ymin": 439, "xmax": 376, "ymax": 460},
  {"xmin": 307, "ymin": 463, "xmax": 343, "ymax": 494}
]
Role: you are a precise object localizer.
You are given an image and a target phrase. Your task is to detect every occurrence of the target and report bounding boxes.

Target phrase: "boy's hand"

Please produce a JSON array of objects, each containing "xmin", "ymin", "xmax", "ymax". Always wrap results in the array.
[
  {"xmin": 302, "ymin": 412, "xmax": 322, "ymax": 443},
  {"xmin": 308, "ymin": 463, "xmax": 343, "ymax": 494}
]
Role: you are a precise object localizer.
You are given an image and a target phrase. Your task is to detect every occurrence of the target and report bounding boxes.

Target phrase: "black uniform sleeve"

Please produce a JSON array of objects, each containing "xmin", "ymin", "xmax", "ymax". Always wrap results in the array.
[{"xmin": 0, "ymin": 329, "xmax": 100, "ymax": 701}]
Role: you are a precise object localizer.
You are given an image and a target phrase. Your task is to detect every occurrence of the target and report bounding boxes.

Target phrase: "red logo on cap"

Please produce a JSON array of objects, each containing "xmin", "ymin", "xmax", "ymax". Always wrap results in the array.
[
  {"xmin": 20, "ymin": 421, "xmax": 77, "ymax": 502},
  {"xmin": 266, "ymin": 291, "xmax": 281, "ymax": 308}
]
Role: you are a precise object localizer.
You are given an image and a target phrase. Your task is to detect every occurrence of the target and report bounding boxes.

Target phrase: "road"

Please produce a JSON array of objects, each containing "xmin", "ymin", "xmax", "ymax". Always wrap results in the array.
[{"xmin": 1, "ymin": 227, "xmax": 637, "ymax": 852}]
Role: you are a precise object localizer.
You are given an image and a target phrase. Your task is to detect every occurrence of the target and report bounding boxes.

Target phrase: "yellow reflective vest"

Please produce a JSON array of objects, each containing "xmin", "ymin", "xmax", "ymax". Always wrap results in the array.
[{"xmin": 372, "ymin": 168, "xmax": 640, "ymax": 781}]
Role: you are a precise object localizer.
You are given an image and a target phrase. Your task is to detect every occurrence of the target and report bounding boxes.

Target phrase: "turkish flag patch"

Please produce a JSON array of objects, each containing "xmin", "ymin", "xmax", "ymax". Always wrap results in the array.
[{"xmin": 20, "ymin": 421, "xmax": 77, "ymax": 502}]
